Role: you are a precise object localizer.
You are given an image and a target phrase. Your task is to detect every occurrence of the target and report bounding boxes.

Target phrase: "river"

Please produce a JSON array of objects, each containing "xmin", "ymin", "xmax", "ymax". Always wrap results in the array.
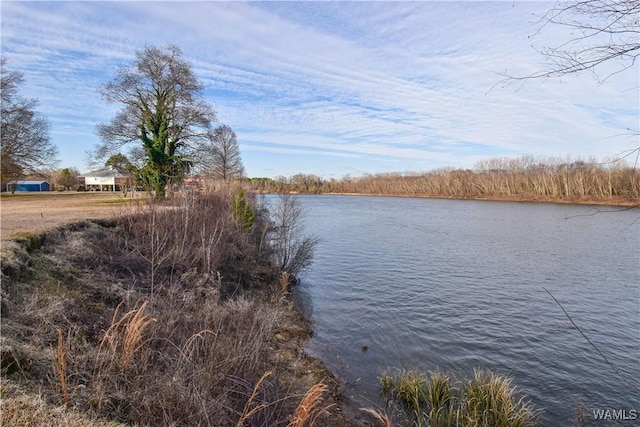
[{"xmin": 268, "ymin": 195, "xmax": 639, "ymax": 426}]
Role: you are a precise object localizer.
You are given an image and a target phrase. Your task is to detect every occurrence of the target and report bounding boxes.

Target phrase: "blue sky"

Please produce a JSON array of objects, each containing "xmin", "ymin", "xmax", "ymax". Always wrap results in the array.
[{"xmin": 1, "ymin": 1, "xmax": 638, "ymax": 178}]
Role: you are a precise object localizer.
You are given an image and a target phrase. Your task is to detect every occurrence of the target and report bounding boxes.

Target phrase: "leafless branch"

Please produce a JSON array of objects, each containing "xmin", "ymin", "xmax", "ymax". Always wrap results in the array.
[{"xmin": 501, "ymin": 0, "xmax": 640, "ymax": 83}]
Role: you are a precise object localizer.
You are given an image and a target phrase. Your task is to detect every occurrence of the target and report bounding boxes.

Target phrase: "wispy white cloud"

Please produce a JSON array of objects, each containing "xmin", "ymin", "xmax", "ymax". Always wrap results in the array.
[{"xmin": 1, "ymin": 1, "xmax": 637, "ymax": 177}]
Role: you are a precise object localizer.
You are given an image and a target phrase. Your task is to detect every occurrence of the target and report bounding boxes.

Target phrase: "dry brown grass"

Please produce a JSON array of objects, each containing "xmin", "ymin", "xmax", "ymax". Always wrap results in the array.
[
  {"xmin": 0, "ymin": 380, "xmax": 121, "ymax": 427},
  {"xmin": 1, "ymin": 188, "xmax": 361, "ymax": 427},
  {"xmin": 288, "ymin": 381, "xmax": 333, "ymax": 427},
  {"xmin": 0, "ymin": 191, "xmax": 140, "ymax": 241},
  {"xmin": 236, "ymin": 370, "xmax": 273, "ymax": 427},
  {"xmin": 270, "ymin": 271, "xmax": 293, "ymax": 303},
  {"xmin": 98, "ymin": 300, "xmax": 155, "ymax": 370},
  {"xmin": 359, "ymin": 408, "xmax": 393, "ymax": 427}
]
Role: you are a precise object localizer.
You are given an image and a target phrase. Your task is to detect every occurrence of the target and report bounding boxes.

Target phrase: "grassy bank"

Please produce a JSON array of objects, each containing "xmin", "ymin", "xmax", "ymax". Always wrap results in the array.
[{"xmin": 0, "ymin": 187, "xmax": 360, "ymax": 426}]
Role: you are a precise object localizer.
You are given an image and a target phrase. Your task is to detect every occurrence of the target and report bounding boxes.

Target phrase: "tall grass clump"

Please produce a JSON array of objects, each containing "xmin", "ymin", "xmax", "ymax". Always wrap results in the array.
[
  {"xmin": 461, "ymin": 369, "xmax": 536, "ymax": 427},
  {"xmin": 50, "ymin": 329, "xmax": 71, "ymax": 408},
  {"xmin": 380, "ymin": 370, "xmax": 453, "ymax": 427},
  {"xmin": 380, "ymin": 368, "xmax": 537, "ymax": 427}
]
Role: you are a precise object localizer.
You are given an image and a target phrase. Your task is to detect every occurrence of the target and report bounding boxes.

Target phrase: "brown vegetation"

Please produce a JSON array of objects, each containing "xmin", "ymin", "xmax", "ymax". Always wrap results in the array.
[
  {"xmin": 247, "ymin": 155, "xmax": 640, "ymax": 206},
  {"xmin": 0, "ymin": 192, "xmax": 137, "ymax": 241},
  {"xmin": 0, "ymin": 186, "xmax": 362, "ymax": 426}
]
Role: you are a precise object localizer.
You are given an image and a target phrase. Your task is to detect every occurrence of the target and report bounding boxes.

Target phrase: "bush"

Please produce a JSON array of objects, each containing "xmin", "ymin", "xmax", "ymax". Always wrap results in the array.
[{"xmin": 268, "ymin": 193, "xmax": 319, "ymax": 279}]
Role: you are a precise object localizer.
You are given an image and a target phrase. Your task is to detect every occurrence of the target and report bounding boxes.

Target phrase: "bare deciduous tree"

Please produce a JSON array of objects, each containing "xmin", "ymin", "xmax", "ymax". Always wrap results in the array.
[
  {"xmin": 201, "ymin": 124, "xmax": 245, "ymax": 180},
  {"xmin": 96, "ymin": 45, "xmax": 216, "ymax": 197},
  {"xmin": 1, "ymin": 58, "xmax": 58, "ymax": 186}
]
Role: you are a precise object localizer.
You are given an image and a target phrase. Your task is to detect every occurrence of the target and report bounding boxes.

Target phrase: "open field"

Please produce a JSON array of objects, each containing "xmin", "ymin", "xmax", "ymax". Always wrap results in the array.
[{"xmin": 0, "ymin": 192, "xmax": 143, "ymax": 241}]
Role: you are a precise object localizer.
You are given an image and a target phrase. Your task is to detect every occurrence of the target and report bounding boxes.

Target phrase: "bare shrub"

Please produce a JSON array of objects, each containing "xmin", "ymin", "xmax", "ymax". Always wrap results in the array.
[{"xmin": 269, "ymin": 193, "xmax": 319, "ymax": 279}]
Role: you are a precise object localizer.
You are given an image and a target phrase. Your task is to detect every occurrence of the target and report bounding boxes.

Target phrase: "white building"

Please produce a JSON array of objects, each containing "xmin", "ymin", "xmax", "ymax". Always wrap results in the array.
[{"xmin": 80, "ymin": 166, "xmax": 133, "ymax": 191}]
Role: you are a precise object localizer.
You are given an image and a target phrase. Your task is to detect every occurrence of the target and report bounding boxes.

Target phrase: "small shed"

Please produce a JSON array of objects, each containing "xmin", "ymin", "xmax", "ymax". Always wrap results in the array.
[
  {"xmin": 80, "ymin": 166, "xmax": 133, "ymax": 191},
  {"xmin": 6, "ymin": 181, "xmax": 51, "ymax": 192}
]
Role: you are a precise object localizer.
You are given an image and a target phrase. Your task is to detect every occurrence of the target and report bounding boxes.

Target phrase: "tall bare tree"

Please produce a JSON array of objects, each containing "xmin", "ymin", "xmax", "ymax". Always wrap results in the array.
[
  {"xmin": 201, "ymin": 124, "xmax": 245, "ymax": 180},
  {"xmin": 1, "ymin": 58, "xmax": 58, "ymax": 187},
  {"xmin": 96, "ymin": 45, "xmax": 216, "ymax": 197}
]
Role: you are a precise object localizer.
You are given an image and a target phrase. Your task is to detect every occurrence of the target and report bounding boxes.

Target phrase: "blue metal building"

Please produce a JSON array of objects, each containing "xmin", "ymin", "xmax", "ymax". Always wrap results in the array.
[{"xmin": 6, "ymin": 181, "xmax": 51, "ymax": 192}]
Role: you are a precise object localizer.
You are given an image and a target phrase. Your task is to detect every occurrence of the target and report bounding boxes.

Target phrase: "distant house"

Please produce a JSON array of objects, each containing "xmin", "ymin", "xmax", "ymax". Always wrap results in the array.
[
  {"xmin": 80, "ymin": 166, "xmax": 133, "ymax": 192},
  {"xmin": 6, "ymin": 181, "xmax": 51, "ymax": 192}
]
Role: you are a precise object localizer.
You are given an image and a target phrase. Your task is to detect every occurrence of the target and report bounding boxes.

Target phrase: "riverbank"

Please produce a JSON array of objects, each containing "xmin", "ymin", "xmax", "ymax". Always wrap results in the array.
[
  {"xmin": 0, "ymin": 191, "xmax": 370, "ymax": 426},
  {"xmin": 319, "ymin": 191, "xmax": 640, "ymax": 207}
]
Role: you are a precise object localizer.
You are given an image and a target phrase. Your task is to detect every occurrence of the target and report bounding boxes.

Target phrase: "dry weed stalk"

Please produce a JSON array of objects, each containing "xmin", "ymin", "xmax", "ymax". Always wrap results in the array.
[
  {"xmin": 288, "ymin": 381, "xmax": 333, "ymax": 427},
  {"xmin": 174, "ymin": 329, "xmax": 218, "ymax": 374},
  {"xmin": 99, "ymin": 300, "xmax": 155, "ymax": 369},
  {"xmin": 360, "ymin": 408, "xmax": 393, "ymax": 427},
  {"xmin": 51, "ymin": 328, "xmax": 70, "ymax": 407},
  {"xmin": 235, "ymin": 370, "xmax": 272, "ymax": 427},
  {"xmin": 280, "ymin": 271, "xmax": 291, "ymax": 294},
  {"xmin": 271, "ymin": 271, "xmax": 292, "ymax": 303}
]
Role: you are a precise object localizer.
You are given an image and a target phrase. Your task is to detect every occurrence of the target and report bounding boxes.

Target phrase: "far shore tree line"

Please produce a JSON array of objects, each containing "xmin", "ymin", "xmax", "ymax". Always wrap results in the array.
[{"xmin": 247, "ymin": 155, "xmax": 640, "ymax": 204}]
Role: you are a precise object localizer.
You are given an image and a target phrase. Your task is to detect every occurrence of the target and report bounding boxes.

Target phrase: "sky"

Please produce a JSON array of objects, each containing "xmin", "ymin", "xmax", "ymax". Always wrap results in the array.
[{"xmin": 1, "ymin": 1, "xmax": 638, "ymax": 179}]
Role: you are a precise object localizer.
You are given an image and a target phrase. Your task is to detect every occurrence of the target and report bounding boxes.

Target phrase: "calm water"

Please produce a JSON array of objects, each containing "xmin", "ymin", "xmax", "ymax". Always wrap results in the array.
[{"xmin": 274, "ymin": 195, "xmax": 639, "ymax": 426}]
